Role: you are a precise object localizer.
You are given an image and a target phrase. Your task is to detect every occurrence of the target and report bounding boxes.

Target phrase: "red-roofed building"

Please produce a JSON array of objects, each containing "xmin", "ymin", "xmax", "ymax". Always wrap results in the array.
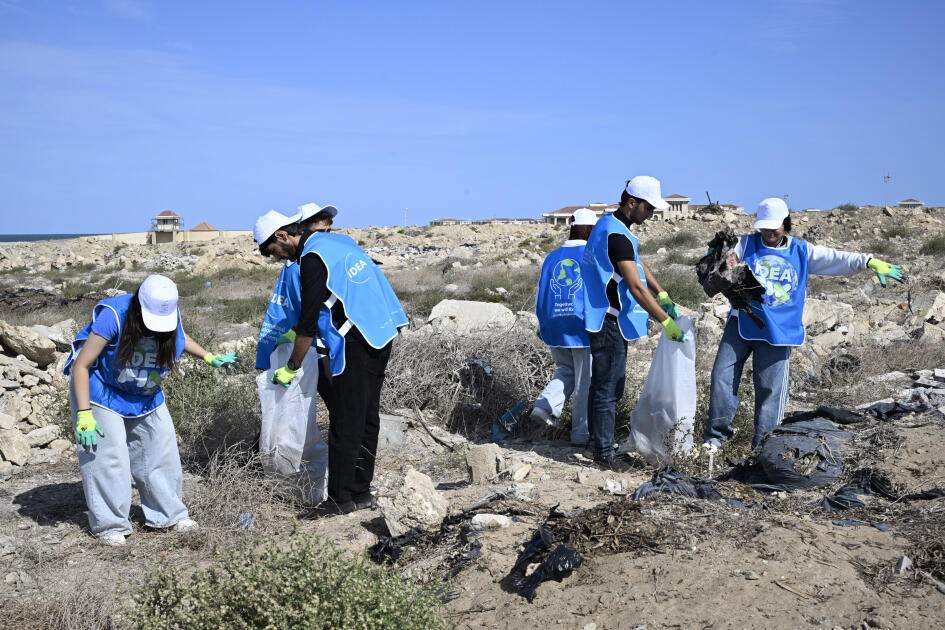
[
  {"xmin": 899, "ymin": 198, "xmax": 923, "ymax": 209},
  {"xmin": 191, "ymin": 221, "xmax": 219, "ymax": 231},
  {"xmin": 150, "ymin": 210, "xmax": 184, "ymax": 242}
]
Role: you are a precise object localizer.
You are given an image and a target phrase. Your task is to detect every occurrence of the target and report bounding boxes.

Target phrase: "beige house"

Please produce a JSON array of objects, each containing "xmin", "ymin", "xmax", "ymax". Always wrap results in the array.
[
  {"xmin": 429, "ymin": 218, "xmax": 471, "ymax": 226},
  {"xmin": 542, "ymin": 195, "xmax": 696, "ymax": 225},
  {"xmin": 899, "ymin": 198, "xmax": 923, "ymax": 209}
]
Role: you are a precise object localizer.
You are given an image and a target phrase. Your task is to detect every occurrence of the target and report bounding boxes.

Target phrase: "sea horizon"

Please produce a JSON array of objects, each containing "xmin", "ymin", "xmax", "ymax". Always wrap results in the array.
[{"xmin": 0, "ymin": 233, "xmax": 98, "ymax": 243}]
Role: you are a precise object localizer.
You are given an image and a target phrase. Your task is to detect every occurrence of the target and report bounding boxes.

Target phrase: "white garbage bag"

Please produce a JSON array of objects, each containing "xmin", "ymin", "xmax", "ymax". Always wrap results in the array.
[
  {"xmin": 256, "ymin": 343, "xmax": 328, "ymax": 505},
  {"xmin": 625, "ymin": 315, "xmax": 697, "ymax": 465}
]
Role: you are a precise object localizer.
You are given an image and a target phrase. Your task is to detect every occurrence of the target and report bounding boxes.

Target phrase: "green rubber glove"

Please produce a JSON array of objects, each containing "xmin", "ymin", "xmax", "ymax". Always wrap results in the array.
[
  {"xmin": 75, "ymin": 409, "xmax": 104, "ymax": 449},
  {"xmin": 274, "ymin": 329, "xmax": 296, "ymax": 347},
  {"xmin": 657, "ymin": 291, "xmax": 680, "ymax": 320},
  {"xmin": 203, "ymin": 352, "xmax": 237, "ymax": 369},
  {"xmin": 660, "ymin": 317, "xmax": 686, "ymax": 342},
  {"xmin": 867, "ymin": 258, "xmax": 904, "ymax": 287},
  {"xmin": 271, "ymin": 365, "xmax": 299, "ymax": 387}
]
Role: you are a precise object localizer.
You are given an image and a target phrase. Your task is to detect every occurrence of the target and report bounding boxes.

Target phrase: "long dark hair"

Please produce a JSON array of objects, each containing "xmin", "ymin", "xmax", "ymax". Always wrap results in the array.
[
  {"xmin": 568, "ymin": 223, "xmax": 594, "ymax": 241},
  {"xmin": 116, "ymin": 291, "xmax": 179, "ymax": 371}
]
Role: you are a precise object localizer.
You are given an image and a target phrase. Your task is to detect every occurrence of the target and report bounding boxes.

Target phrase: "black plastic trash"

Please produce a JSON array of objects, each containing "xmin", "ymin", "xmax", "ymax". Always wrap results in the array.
[
  {"xmin": 863, "ymin": 400, "xmax": 931, "ymax": 421},
  {"xmin": 721, "ymin": 418, "xmax": 852, "ymax": 491},
  {"xmin": 783, "ymin": 406, "xmax": 865, "ymax": 425},
  {"xmin": 631, "ymin": 468, "xmax": 766, "ymax": 509},
  {"xmin": 832, "ymin": 519, "xmax": 892, "ymax": 531},
  {"xmin": 509, "ymin": 545, "xmax": 583, "ymax": 603},
  {"xmin": 696, "ymin": 229, "xmax": 766, "ymax": 328}
]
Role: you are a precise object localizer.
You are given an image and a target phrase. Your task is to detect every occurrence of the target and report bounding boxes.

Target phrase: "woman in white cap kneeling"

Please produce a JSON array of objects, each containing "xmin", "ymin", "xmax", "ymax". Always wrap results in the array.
[
  {"xmin": 704, "ymin": 198, "xmax": 904, "ymax": 452},
  {"xmin": 64, "ymin": 274, "xmax": 236, "ymax": 545}
]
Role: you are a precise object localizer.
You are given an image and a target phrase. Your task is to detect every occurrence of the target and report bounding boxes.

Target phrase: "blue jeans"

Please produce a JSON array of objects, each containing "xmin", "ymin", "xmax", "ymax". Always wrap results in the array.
[
  {"xmin": 706, "ymin": 317, "xmax": 793, "ymax": 450},
  {"xmin": 533, "ymin": 346, "xmax": 592, "ymax": 443},
  {"xmin": 588, "ymin": 315, "xmax": 628, "ymax": 457}
]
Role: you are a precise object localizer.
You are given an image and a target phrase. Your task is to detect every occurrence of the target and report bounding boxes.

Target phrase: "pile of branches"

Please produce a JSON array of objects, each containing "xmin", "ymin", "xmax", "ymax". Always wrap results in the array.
[
  {"xmin": 381, "ymin": 325, "xmax": 553, "ymax": 436},
  {"xmin": 552, "ymin": 500, "xmax": 665, "ymax": 557}
]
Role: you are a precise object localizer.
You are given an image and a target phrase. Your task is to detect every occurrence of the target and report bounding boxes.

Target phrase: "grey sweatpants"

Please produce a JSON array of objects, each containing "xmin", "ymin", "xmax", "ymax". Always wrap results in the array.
[{"xmin": 71, "ymin": 385, "xmax": 189, "ymax": 536}]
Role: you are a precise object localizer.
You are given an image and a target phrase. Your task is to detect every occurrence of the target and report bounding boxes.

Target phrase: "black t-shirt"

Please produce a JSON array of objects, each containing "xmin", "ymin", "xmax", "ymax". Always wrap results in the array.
[
  {"xmin": 295, "ymin": 231, "xmax": 329, "ymax": 338},
  {"xmin": 606, "ymin": 211, "xmax": 637, "ymax": 310}
]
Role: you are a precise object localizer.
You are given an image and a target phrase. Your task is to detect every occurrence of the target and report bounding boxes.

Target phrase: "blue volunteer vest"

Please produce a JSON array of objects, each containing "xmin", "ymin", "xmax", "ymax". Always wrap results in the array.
[
  {"xmin": 582, "ymin": 214, "xmax": 649, "ymax": 341},
  {"xmin": 301, "ymin": 233, "xmax": 408, "ymax": 376},
  {"xmin": 64, "ymin": 294, "xmax": 186, "ymax": 417},
  {"xmin": 536, "ymin": 243, "xmax": 590, "ymax": 348},
  {"xmin": 737, "ymin": 233, "xmax": 809, "ymax": 346}
]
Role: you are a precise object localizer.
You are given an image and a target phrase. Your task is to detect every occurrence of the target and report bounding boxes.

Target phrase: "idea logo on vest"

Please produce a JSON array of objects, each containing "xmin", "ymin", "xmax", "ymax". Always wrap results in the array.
[
  {"xmin": 752, "ymin": 255, "xmax": 799, "ymax": 307},
  {"xmin": 345, "ymin": 253, "xmax": 370, "ymax": 284}
]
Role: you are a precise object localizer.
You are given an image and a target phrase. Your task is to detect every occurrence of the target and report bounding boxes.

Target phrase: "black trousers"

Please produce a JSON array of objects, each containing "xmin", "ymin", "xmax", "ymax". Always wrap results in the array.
[{"xmin": 322, "ymin": 332, "xmax": 392, "ymax": 504}]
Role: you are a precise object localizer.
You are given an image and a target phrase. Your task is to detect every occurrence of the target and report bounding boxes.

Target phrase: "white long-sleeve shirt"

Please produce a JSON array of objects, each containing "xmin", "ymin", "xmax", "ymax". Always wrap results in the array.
[{"xmin": 734, "ymin": 235, "xmax": 871, "ymax": 276}]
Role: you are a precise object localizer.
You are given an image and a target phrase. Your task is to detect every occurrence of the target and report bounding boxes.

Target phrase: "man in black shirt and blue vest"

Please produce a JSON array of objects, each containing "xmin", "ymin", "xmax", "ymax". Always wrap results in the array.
[
  {"xmin": 582, "ymin": 176, "xmax": 685, "ymax": 470},
  {"xmin": 255, "ymin": 210, "xmax": 408, "ymax": 514}
]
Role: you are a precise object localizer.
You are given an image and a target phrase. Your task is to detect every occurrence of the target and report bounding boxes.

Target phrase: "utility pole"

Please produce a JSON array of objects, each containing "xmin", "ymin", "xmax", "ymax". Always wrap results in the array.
[
  {"xmin": 404, "ymin": 207, "xmax": 407, "ymax": 227},
  {"xmin": 883, "ymin": 172, "xmax": 891, "ymax": 210},
  {"xmin": 783, "ymin": 193, "xmax": 789, "ymax": 209}
]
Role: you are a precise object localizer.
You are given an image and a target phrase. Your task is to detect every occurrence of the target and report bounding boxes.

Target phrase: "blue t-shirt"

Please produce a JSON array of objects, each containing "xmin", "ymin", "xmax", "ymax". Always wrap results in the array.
[{"xmin": 89, "ymin": 308, "xmax": 161, "ymax": 395}]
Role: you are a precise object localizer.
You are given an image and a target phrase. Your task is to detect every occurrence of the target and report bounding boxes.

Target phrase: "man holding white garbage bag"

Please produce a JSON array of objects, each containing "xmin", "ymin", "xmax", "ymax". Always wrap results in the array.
[
  {"xmin": 255, "ymin": 209, "xmax": 408, "ymax": 515},
  {"xmin": 531, "ymin": 208, "xmax": 598, "ymax": 445},
  {"xmin": 704, "ymin": 197, "xmax": 904, "ymax": 452},
  {"xmin": 582, "ymin": 176, "xmax": 686, "ymax": 470}
]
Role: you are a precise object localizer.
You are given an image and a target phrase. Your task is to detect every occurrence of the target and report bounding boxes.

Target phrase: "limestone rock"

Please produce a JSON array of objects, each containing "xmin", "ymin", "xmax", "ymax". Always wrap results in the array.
[
  {"xmin": 803, "ymin": 298, "xmax": 854, "ymax": 337},
  {"xmin": 470, "ymin": 513, "xmax": 511, "ymax": 530},
  {"xmin": 48, "ymin": 439, "xmax": 73, "ymax": 453},
  {"xmin": 377, "ymin": 414, "xmax": 408, "ymax": 450},
  {"xmin": 505, "ymin": 482, "xmax": 539, "ymax": 501},
  {"xmin": 0, "ymin": 412, "xmax": 15, "ymax": 431},
  {"xmin": 0, "ymin": 320, "xmax": 56, "ymax": 368},
  {"xmin": 0, "ymin": 428, "xmax": 30, "ymax": 465},
  {"xmin": 25, "ymin": 425, "xmax": 60, "ymax": 448},
  {"xmin": 465, "ymin": 443, "xmax": 504, "ymax": 484},
  {"xmin": 28, "ymin": 447, "xmax": 60, "ymax": 465},
  {"xmin": 428, "ymin": 300, "xmax": 515, "ymax": 333},
  {"xmin": 2, "ymin": 396, "xmax": 31, "ymax": 422},
  {"xmin": 378, "ymin": 467, "xmax": 448, "ymax": 537},
  {"xmin": 509, "ymin": 460, "xmax": 532, "ymax": 481},
  {"xmin": 29, "ymin": 319, "xmax": 75, "ymax": 352}
]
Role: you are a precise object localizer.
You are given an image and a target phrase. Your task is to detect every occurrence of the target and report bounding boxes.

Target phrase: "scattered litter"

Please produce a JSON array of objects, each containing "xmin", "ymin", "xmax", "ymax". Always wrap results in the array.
[
  {"xmin": 508, "ymin": 544, "xmax": 583, "ymax": 603},
  {"xmin": 470, "ymin": 513, "xmax": 511, "ymax": 531},
  {"xmin": 632, "ymin": 468, "xmax": 766, "ymax": 509},
  {"xmin": 863, "ymin": 400, "xmax": 933, "ymax": 421},
  {"xmin": 237, "ymin": 513, "xmax": 255, "ymax": 531},
  {"xmin": 492, "ymin": 398, "xmax": 528, "ymax": 443},
  {"xmin": 696, "ymin": 229, "xmax": 766, "ymax": 328},
  {"xmin": 721, "ymin": 418, "xmax": 851, "ymax": 491},
  {"xmin": 783, "ymin": 406, "xmax": 865, "ymax": 425},
  {"xmin": 896, "ymin": 555, "xmax": 913, "ymax": 575}
]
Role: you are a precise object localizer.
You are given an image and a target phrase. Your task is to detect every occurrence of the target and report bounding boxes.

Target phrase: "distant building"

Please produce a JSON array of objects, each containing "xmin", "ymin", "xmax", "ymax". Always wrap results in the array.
[
  {"xmin": 191, "ymin": 221, "xmax": 219, "ymax": 231},
  {"xmin": 899, "ymin": 198, "xmax": 923, "ymax": 209},
  {"xmin": 471, "ymin": 218, "xmax": 539, "ymax": 225},
  {"xmin": 150, "ymin": 210, "xmax": 184, "ymax": 244},
  {"xmin": 429, "ymin": 218, "xmax": 471, "ymax": 226},
  {"xmin": 542, "ymin": 195, "xmax": 697, "ymax": 225},
  {"xmin": 664, "ymin": 194, "xmax": 690, "ymax": 214}
]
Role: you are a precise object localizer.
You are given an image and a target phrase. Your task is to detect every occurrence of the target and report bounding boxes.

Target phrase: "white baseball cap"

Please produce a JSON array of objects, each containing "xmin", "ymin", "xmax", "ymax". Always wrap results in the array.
[
  {"xmin": 253, "ymin": 210, "xmax": 298, "ymax": 244},
  {"xmin": 753, "ymin": 198, "xmax": 790, "ymax": 229},
  {"xmin": 571, "ymin": 208, "xmax": 598, "ymax": 226},
  {"xmin": 138, "ymin": 275, "xmax": 179, "ymax": 332},
  {"xmin": 297, "ymin": 202, "xmax": 339, "ymax": 221},
  {"xmin": 626, "ymin": 176, "xmax": 669, "ymax": 210}
]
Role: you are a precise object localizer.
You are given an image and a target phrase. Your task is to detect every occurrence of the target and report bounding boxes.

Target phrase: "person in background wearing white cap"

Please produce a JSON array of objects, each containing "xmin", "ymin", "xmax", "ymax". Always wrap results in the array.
[
  {"xmin": 254, "ymin": 205, "xmax": 337, "ymax": 372},
  {"xmin": 530, "ymin": 208, "xmax": 598, "ymax": 444},
  {"xmin": 704, "ymin": 197, "xmax": 903, "ymax": 452},
  {"xmin": 582, "ymin": 176, "xmax": 686, "ymax": 470},
  {"xmin": 255, "ymin": 208, "xmax": 408, "ymax": 515},
  {"xmin": 63, "ymin": 275, "xmax": 237, "ymax": 546}
]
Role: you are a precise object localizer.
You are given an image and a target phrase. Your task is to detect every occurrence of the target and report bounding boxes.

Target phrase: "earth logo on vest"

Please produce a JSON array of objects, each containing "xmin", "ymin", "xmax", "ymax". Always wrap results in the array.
[
  {"xmin": 551, "ymin": 258, "xmax": 582, "ymax": 301},
  {"xmin": 752, "ymin": 255, "xmax": 799, "ymax": 307},
  {"xmin": 345, "ymin": 252, "xmax": 370, "ymax": 285}
]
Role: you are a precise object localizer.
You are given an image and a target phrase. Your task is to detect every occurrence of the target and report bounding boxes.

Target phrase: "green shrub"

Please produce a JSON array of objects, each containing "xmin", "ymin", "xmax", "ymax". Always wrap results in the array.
[
  {"xmin": 129, "ymin": 533, "xmax": 450, "ymax": 630},
  {"xmin": 883, "ymin": 225, "xmax": 909, "ymax": 239},
  {"xmin": 656, "ymin": 268, "xmax": 704, "ymax": 308},
  {"xmin": 834, "ymin": 202, "xmax": 858, "ymax": 212},
  {"xmin": 639, "ymin": 232, "xmax": 701, "ymax": 254},
  {"xmin": 665, "ymin": 251, "xmax": 702, "ymax": 266},
  {"xmin": 218, "ymin": 296, "xmax": 268, "ymax": 325},
  {"xmin": 866, "ymin": 238, "xmax": 894, "ymax": 256},
  {"xmin": 920, "ymin": 233, "xmax": 945, "ymax": 256}
]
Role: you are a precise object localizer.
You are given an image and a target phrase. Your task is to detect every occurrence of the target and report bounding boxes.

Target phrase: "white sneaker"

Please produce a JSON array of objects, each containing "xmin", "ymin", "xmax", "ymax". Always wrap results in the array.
[
  {"xmin": 702, "ymin": 441, "xmax": 720, "ymax": 455},
  {"xmin": 98, "ymin": 533, "xmax": 126, "ymax": 546},
  {"xmin": 172, "ymin": 518, "xmax": 199, "ymax": 532},
  {"xmin": 530, "ymin": 407, "xmax": 552, "ymax": 425}
]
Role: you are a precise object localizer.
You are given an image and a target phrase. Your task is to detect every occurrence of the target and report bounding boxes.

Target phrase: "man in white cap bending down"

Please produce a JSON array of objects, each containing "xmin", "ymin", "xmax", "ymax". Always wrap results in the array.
[
  {"xmin": 531, "ymin": 208, "xmax": 599, "ymax": 444},
  {"xmin": 582, "ymin": 176, "xmax": 686, "ymax": 470},
  {"xmin": 704, "ymin": 197, "xmax": 904, "ymax": 451}
]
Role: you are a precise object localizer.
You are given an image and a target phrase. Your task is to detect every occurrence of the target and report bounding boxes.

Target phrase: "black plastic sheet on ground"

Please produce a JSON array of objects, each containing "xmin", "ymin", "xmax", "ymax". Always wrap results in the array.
[
  {"xmin": 720, "ymin": 418, "xmax": 852, "ymax": 492},
  {"xmin": 862, "ymin": 401, "xmax": 933, "ymax": 421},
  {"xmin": 783, "ymin": 406, "xmax": 865, "ymax": 425},
  {"xmin": 696, "ymin": 229, "xmax": 766, "ymax": 328},
  {"xmin": 815, "ymin": 467, "xmax": 945, "ymax": 512},
  {"xmin": 631, "ymin": 468, "xmax": 767, "ymax": 509},
  {"xmin": 505, "ymin": 525, "xmax": 583, "ymax": 603}
]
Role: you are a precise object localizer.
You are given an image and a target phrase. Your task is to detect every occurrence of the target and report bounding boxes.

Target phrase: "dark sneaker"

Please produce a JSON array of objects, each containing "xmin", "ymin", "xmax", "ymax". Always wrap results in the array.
[
  {"xmin": 593, "ymin": 454, "xmax": 631, "ymax": 472},
  {"xmin": 353, "ymin": 493, "xmax": 377, "ymax": 511},
  {"xmin": 307, "ymin": 499, "xmax": 358, "ymax": 517}
]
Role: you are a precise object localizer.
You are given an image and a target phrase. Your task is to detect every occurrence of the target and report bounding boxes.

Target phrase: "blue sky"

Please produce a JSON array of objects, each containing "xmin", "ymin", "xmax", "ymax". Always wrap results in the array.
[{"xmin": 1, "ymin": 0, "xmax": 943, "ymax": 233}]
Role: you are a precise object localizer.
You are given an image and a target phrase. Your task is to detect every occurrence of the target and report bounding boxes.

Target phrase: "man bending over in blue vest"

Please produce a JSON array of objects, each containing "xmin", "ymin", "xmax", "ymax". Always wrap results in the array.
[
  {"xmin": 531, "ymin": 208, "xmax": 599, "ymax": 444},
  {"xmin": 255, "ymin": 211, "xmax": 409, "ymax": 515},
  {"xmin": 583, "ymin": 176, "xmax": 686, "ymax": 470},
  {"xmin": 704, "ymin": 198, "xmax": 904, "ymax": 452}
]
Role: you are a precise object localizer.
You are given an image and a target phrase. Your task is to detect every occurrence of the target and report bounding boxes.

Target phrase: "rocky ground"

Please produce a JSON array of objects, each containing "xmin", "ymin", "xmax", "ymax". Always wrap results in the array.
[{"xmin": 1, "ymin": 205, "xmax": 944, "ymax": 629}]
